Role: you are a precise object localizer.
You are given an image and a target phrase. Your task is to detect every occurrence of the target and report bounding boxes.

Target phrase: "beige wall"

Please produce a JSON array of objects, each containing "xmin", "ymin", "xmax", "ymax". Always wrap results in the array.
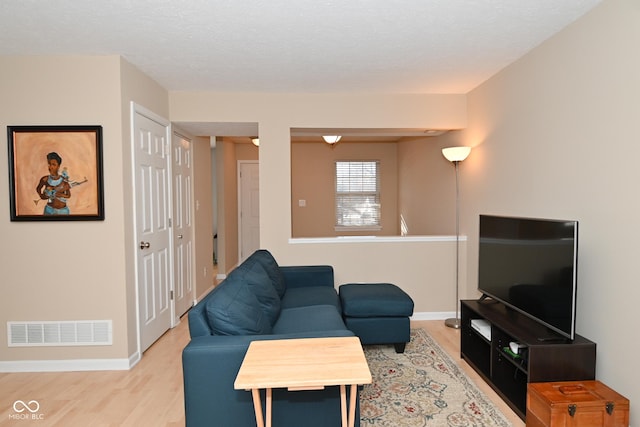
[
  {"xmin": 397, "ymin": 135, "xmax": 463, "ymax": 235},
  {"xmin": 452, "ymin": 0, "xmax": 638, "ymax": 418},
  {"xmin": 221, "ymin": 140, "xmax": 239, "ymax": 271},
  {"xmin": 0, "ymin": 56, "xmax": 168, "ymax": 364},
  {"xmin": 191, "ymin": 136, "xmax": 215, "ymax": 300},
  {"xmin": 291, "ymin": 141, "xmax": 399, "ymax": 237},
  {"xmin": 0, "ymin": 57, "xmax": 467, "ymax": 366},
  {"xmin": 171, "ymin": 93, "xmax": 468, "ymax": 313}
]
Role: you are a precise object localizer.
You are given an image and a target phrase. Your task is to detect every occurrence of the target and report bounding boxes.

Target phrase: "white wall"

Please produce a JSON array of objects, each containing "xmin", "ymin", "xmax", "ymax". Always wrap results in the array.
[{"xmin": 449, "ymin": 0, "xmax": 638, "ymax": 421}]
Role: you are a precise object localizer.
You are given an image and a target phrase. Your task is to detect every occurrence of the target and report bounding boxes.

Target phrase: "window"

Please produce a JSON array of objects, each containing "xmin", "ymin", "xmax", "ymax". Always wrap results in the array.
[{"xmin": 335, "ymin": 161, "xmax": 381, "ymax": 229}]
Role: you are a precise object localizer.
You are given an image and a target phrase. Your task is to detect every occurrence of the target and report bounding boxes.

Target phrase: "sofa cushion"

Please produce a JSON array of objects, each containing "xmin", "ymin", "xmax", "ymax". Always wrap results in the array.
[
  {"xmin": 242, "ymin": 260, "xmax": 281, "ymax": 325},
  {"xmin": 272, "ymin": 305, "xmax": 346, "ymax": 335},
  {"xmin": 205, "ymin": 277, "xmax": 272, "ymax": 335},
  {"xmin": 339, "ymin": 283, "xmax": 414, "ymax": 317},
  {"xmin": 280, "ymin": 286, "xmax": 340, "ymax": 311},
  {"xmin": 250, "ymin": 249, "xmax": 287, "ymax": 298}
]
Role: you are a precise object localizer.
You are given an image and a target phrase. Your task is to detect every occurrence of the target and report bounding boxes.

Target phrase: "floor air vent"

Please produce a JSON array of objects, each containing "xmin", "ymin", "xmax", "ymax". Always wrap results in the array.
[{"xmin": 7, "ymin": 320, "xmax": 112, "ymax": 347}]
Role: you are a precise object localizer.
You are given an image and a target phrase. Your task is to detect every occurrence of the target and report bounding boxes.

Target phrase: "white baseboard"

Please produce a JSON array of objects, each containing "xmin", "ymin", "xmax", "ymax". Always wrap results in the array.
[
  {"xmin": 0, "ymin": 356, "xmax": 136, "ymax": 373},
  {"xmin": 128, "ymin": 351, "xmax": 141, "ymax": 369},
  {"xmin": 1, "ymin": 311, "xmax": 454, "ymax": 372},
  {"xmin": 411, "ymin": 311, "xmax": 455, "ymax": 321}
]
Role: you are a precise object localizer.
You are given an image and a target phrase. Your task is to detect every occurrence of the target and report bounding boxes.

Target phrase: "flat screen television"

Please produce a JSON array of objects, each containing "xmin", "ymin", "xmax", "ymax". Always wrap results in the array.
[{"xmin": 478, "ymin": 214, "xmax": 578, "ymax": 341}]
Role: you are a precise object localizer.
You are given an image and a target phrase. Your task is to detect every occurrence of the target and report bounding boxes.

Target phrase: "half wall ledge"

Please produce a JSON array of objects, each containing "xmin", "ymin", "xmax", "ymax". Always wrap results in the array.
[{"xmin": 289, "ymin": 235, "xmax": 466, "ymax": 244}]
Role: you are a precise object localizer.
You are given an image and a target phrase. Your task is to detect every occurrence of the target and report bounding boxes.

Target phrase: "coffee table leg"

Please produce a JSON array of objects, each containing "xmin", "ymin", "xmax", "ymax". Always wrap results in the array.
[
  {"xmin": 251, "ymin": 388, "xmax": 265, "ymax": 427},
  {"xmin": 339, "ymin": 384, "xmax": 347, "ymax": 427},
  {"xmin": 348, "ymin": 384, "xmax": 357, "ymax": 427},
  {"xmin": 266, "ymin": 388, "xmax": 272, "ymax": 427}
]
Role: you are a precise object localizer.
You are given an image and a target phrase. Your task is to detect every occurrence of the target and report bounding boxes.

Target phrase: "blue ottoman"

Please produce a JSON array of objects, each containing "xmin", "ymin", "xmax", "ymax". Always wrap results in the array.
[{"xmin": 339, "ymin": 283, "xmax": 414, "ymax": 353}]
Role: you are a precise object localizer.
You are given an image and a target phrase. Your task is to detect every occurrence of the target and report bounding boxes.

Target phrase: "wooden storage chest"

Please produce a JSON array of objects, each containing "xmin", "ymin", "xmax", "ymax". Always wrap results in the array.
[{"xmin": 527, "ymin": 380, "xmax": 629, "ymax": 427}]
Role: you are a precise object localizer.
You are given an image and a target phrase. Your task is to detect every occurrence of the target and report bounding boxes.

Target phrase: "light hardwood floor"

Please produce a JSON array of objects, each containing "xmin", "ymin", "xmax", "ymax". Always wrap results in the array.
[{"xmin": 0, "ymin": 319, "xmax": 524, "ymax": 426}]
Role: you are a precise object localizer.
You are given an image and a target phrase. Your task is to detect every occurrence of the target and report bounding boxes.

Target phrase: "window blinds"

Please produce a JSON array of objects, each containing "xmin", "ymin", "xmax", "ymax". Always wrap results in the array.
[{"xmin": 335, "ymin": 161, "xmax": 380, "ymax": 227}]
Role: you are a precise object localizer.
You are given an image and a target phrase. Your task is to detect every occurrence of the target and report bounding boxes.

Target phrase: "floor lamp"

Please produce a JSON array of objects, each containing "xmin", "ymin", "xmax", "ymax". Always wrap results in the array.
[{"xmin": 442, "ymin": 146, "xmax": 471, "ymax": 329}]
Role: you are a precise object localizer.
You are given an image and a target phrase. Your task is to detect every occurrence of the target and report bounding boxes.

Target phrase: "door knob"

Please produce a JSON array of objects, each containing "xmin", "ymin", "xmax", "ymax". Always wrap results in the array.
[
  {"xmin": 140, "ymin": 241, "xmax": 150, "ymax": 250},
  {"xmin": 178, "ymin": 234, "xmax": 183, "ymax": 239}
]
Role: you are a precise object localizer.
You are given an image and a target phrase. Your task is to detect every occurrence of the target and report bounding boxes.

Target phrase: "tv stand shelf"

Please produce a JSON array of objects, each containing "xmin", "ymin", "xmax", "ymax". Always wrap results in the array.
[{"xmin": 460, "ymin": 299, "xmax": 596, "ymax": 420}]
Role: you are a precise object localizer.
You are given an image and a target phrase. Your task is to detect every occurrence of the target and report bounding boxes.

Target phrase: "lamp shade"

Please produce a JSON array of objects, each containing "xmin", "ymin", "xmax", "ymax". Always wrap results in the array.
[
  {"xmin": 322, "ymin": 135, "xmax": 342, "ymax": 144},
  {"xmin": 442, "ymin": 146, "xmax": 471, "ymax": 162}
]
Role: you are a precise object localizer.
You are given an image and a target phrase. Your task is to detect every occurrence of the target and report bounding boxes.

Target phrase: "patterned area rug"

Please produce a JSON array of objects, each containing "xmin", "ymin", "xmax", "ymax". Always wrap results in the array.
[{"xmin": 360, "ymin": 328, "xmax": 511, "ymax": 426}]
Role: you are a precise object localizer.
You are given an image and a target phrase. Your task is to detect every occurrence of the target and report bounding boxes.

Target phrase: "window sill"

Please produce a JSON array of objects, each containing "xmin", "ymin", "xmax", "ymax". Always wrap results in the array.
[{"xmin": 334, "ymin": 226, "xmax": 382, "ymax": 232}]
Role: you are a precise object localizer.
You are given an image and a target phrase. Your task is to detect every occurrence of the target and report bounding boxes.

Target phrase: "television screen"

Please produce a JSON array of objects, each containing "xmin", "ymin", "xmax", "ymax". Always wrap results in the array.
[{"xmin": 478, "ymin": 215, "xmax": 578, "ymax": 340}]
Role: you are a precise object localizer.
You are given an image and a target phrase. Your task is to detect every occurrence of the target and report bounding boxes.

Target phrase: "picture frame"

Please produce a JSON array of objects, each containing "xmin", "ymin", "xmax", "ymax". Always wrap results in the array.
[{"xmin": 7, "ymin": 125, "xmax": 105, "ymax": 221}]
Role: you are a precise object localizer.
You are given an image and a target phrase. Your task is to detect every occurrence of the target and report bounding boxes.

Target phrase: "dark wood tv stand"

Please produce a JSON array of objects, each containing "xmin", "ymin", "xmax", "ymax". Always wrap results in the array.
[{"xmin": 460, "ymin": 299, "xmax": 596, "ymax": 420}]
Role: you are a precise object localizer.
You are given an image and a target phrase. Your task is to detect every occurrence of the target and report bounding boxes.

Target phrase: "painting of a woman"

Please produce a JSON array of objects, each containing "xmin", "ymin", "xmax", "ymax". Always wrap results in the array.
[{"xmin": 36, "ymin": 152, "xmax": 71, "ymax": 215}]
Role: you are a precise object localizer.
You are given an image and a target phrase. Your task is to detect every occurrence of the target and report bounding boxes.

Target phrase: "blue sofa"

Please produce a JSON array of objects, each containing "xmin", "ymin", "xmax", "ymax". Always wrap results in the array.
[{"xmin": 182, "ymin": 250, "xmax": 360, "ymax": 427}]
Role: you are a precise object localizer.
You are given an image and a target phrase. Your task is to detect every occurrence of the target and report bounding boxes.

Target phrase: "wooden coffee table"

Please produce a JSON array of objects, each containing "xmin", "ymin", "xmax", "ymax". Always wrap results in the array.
[{"xmin": 234, "ymin": 336, "xmax": 371, "ymax": 427}]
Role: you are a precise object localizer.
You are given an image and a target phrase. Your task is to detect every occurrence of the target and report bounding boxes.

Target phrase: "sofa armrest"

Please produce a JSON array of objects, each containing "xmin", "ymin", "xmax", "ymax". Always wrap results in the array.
[
  {"xmin": 182, "ymin": 335, "xmax": 257, "ymax": 427},
  {"xmin": 187, "ymin": 297, "xmax": 212, "ymax": 337},
  {"xmin": 279, "ymin": 265, "xmax": 334, "ymax": 289}
]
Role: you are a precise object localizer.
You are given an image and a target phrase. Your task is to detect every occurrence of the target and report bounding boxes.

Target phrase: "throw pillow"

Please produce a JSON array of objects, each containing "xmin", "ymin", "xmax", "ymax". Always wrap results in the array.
[
  {"xmin": 242, "ymin": 261, "xmax": 281, "ymax": 325},
  {"xmin": 205, "ymin": 277, "xmax": 272, "ymax": 335},
  {"xmin": 252, "ymin": 249, "xmax": 287, "ymax": 298}
]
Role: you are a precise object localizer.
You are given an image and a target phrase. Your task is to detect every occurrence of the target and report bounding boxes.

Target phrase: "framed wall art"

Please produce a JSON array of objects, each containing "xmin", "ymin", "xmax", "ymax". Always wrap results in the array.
[{"xmin": 7, "ymin": 125, "xmax": 105, "ymax": 221}]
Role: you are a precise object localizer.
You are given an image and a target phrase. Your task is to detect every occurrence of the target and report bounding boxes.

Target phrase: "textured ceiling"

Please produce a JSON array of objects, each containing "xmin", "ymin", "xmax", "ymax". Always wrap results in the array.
[{"xmin": 0, "ymin": 0, "xmax": 602, "ymax": 94}]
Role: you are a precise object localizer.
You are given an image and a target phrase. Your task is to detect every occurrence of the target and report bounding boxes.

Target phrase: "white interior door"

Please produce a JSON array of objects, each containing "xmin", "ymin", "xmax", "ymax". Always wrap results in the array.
[
  {"xmin": 172, "ymin": 130, "xmax": 194, "ymax": 321},
  {"xmin": 239, "ymin": 161, "xmax": 260, "ymax": 262},
  {"xmin": 132, "ymin": 103, "xmax": 173, "ymax": 352}
]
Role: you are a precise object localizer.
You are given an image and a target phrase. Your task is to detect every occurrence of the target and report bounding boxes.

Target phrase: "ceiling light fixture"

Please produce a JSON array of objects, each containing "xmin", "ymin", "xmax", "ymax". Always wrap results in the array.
[
  {"xmin": 251, "ymin": 137, "xmax": 259, "ymax": 147},
  {"xmin": 322, "ymin": 135, "xmax": 342, "ymax": 145}
]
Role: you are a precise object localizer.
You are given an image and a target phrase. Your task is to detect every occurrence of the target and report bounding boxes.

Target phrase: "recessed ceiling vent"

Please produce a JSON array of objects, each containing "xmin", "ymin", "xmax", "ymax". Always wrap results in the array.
[{"xmin": 7, "ymin": 320, "xmax": 112, "ymax": 347}]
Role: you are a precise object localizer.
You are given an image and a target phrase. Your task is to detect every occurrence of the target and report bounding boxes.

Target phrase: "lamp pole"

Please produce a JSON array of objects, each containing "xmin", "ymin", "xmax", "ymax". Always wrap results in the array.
[
  {"xmin": 444, "ymin": 160, "xmax": 461, "ymax": 329},
  {"xmin": 441, "ymin": 146, "xmax": 470, "ymax": 329}
]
